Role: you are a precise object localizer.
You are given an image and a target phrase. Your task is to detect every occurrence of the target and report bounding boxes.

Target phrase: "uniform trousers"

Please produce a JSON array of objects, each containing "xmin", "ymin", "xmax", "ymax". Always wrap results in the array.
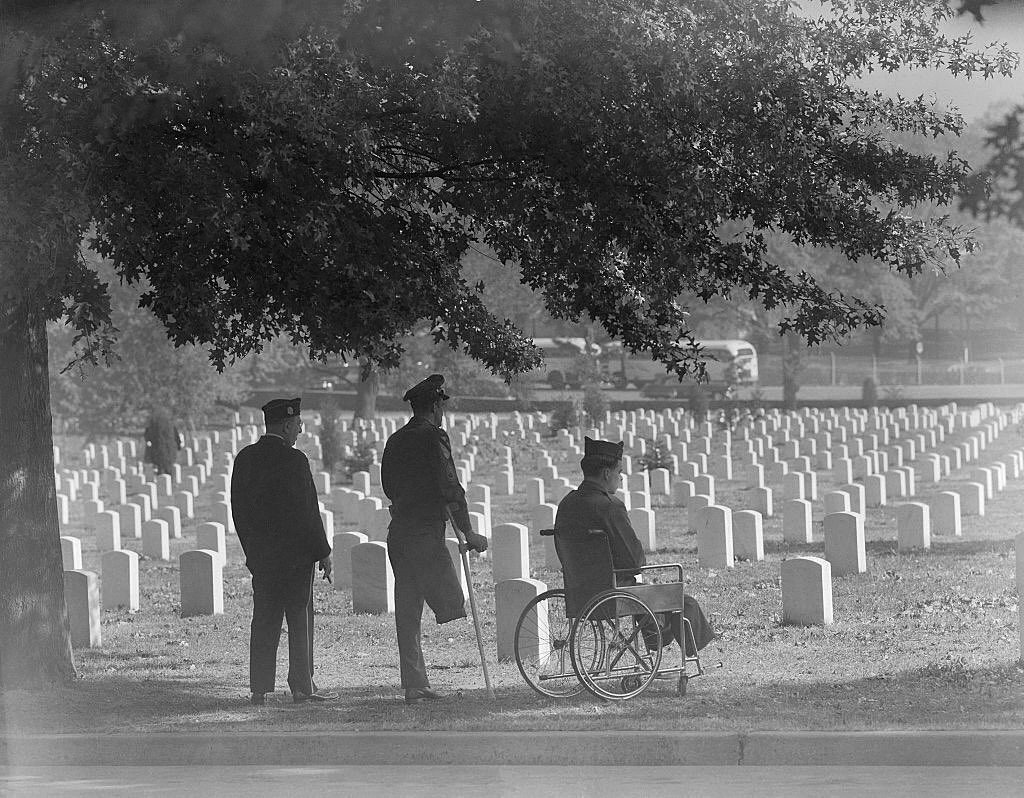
[
  {"xmin": 249, "ymin": 564, "xmax": 316, "ymax": 695},
  {"xmin": 387, "ymin": 533, "xmax": 467, "ymax": 690}
]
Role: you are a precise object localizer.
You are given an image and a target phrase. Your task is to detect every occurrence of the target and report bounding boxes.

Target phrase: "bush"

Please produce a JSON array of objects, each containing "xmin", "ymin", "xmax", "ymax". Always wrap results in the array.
[
  {"xmin": 343, "ymin": 439, "xmax": 376, "ymax": 483},
  {"xmin": 635, "ymin": 440, "xmax": 672, "ymax": 472},
  {"xmin": 581, "ymin": 382, "xmax": 609, "ymax": 426},
  {"xmin": 548, "ymin": 400, "xmax": 580, "ymax": 435},
  {"xmin": 861, "ymin": 377, "xmax": 878, "ymax": 406},
  {"xmin": 143, "ymin": 409, "xmax": 178, "ymax": 475}
]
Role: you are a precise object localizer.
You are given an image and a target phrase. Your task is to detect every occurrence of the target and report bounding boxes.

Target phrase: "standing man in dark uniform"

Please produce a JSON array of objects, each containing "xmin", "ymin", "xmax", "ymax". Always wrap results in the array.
[
  {"xmin": 230, "ymin": 397, "xmax": 336, "ymax": 705},
  {"xmin": 555, "ymin": 437, "xmax": 717, "ymax": 654},
  {"xmin": 381, "ymin": 374, "xmax": 489, "ymax": 703}
]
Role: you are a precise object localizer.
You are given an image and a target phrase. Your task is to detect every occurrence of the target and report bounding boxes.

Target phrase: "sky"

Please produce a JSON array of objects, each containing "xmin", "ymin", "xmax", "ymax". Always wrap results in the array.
[{"xmin": 804, "ymin": 1, "xmax": 1024, "ymax": 122}]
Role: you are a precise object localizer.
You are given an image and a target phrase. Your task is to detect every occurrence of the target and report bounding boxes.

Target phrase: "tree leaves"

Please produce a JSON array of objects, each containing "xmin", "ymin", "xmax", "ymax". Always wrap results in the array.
[{"xmin": 4, "ymin": 0, "xmax": 1013, "ymax": 382}]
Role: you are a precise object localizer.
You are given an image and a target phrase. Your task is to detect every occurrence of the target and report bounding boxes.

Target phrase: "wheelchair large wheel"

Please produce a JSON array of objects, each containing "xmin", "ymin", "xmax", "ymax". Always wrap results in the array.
[
  {"xmin": 515, "ymin": 589, "xmax": 593, "ymax": 698},
  {"xmin": 570, "ymin": 591, "xmax": 662, "ymax": 701}
]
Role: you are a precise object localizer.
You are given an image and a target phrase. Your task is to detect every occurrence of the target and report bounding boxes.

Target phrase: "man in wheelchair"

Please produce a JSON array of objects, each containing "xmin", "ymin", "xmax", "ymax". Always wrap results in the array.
[{"xmin": 554, "ymin": 436, "xmax": 717, "ymax": 656}]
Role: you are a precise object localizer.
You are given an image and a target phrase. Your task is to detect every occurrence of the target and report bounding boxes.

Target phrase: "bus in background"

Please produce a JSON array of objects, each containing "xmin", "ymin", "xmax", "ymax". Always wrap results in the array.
[{"xmin": 610, "ymin": 338, "xmax": 759, "ymax": 398}]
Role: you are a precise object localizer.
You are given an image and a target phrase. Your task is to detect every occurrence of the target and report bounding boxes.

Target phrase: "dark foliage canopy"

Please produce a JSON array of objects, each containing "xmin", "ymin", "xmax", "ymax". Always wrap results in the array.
[{"xmin": 2, "ymin": 0, "xmax": 1017, "ymax": 382}]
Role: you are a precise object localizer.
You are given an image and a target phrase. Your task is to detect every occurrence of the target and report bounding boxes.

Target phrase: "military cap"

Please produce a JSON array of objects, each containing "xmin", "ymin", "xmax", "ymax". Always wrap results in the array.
[
  {"xmin": 584, "ymin": 436, "xmax": 624, "ymax": 461},
  {"xmin": 262, "ymin": 397, "xmax": 301, "ymax": 424},
  {"xmin": 402, "ymin": 373, "xmax": 450, "ymax": 404}
]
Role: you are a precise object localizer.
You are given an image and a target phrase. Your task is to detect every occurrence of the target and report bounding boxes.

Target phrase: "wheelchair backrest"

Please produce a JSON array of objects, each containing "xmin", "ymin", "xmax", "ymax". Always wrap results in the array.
[{"xmin": 549, "ymin": 527, "xmax": 616, "ymax": 618}]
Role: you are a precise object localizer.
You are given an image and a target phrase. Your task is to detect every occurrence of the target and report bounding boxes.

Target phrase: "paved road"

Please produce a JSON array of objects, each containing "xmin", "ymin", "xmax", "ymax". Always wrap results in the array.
[{"xmin": 2, "ymin": 766, "xmax": 1023, "ymax": 797}]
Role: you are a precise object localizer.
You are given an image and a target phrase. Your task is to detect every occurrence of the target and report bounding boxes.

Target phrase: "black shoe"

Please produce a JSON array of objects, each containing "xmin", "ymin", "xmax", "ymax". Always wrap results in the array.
[
  {"xmin": 292, "ymin": 689, "xmax": 338, "ymax": 704},
  {"xmin": 404, "ymin": 687, "xmax": 443, "ymax": 704},
  {"xmin": 250, "ymin": 693, "xmax": 266, "ymax": 706}
]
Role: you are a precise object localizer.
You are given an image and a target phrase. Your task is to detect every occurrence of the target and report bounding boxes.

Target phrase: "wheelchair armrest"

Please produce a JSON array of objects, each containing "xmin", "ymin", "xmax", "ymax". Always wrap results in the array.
[{"xmin": 637, "ymin": 563, "xmax": 684, "ymax": 582}]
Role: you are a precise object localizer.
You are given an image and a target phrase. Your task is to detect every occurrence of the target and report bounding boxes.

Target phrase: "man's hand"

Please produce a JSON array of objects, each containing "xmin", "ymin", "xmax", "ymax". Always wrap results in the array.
[
  {"xmin": 462, "ymin": 531, "xmax": 489, "ymax": 554},
  {"xmin": 318, "ymin": 556, "xmax": 333, "ymax": 583}
]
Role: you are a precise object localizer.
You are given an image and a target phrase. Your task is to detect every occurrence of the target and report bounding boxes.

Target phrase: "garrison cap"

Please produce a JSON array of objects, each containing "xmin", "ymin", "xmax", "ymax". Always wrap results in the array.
[
  {"xmin": 262, "ymin": 397, "xmax": 301, "ymax": 424},
  {"xmin": 584, "ymin": 436, "xmax": 624, "ymax": 461},
  {"xmin": 403, "ymin": 373, "xmax": 450, "ymax": 404}
]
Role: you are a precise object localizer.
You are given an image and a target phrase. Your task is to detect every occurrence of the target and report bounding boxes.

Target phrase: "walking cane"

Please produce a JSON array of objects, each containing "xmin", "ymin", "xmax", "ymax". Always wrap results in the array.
[{"xmin": 446, "ymin": 506, "xmax": 494, "ymax": 700}]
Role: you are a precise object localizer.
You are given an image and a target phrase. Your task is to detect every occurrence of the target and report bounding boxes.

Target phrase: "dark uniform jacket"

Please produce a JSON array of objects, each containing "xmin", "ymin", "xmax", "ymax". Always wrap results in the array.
[
  {"xmin": 230, "ymin": 435, "xmax": 332, "ymax": 575},
  {"xmin": 554, "ymin": 480, "xmax": 645, "ymax": 580},
  {"xmin": 381, "ymin": 416, "xmax": 472, "ymax": 539}
]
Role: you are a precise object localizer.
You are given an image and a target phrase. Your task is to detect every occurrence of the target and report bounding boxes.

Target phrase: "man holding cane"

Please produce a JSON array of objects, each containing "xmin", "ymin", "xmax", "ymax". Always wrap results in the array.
[
  {"xmin": 231, "ymin": 397, "xmax": 336, "ymax": 705},
  {"xmin": 381, "ymin": 374, "xmax": 489, "ymax": 704}
]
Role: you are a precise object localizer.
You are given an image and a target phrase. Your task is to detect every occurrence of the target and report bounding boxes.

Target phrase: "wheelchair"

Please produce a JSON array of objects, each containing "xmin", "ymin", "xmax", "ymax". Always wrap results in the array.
[{"xmin": 513, "ymin": 528, "xmax": 704, "ymax": 701}]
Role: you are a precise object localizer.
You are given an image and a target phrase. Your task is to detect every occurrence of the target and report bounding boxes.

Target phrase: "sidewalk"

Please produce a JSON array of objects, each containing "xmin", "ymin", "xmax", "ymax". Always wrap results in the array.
[{"xmin": 3, "ymin": 730, "xmax": 1023, "ymax": 767}]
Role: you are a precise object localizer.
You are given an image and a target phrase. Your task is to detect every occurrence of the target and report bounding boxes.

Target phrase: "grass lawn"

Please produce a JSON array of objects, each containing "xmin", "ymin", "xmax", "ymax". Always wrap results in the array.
[{"xmin": 3, "ymin": 407, "xmax": 1023, "ymax": 734}]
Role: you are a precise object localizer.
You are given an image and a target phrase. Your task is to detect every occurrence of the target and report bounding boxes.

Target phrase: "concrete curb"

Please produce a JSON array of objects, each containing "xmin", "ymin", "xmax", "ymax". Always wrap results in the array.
[{"xmin": 2, "ymin": 731, "xmax": 1023, "ymax": 767}]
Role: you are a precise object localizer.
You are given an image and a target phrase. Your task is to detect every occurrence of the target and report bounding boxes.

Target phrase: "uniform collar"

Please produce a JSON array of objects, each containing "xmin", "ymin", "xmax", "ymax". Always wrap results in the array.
[{"xmin": 579, "ymin": 479, "xmax": 611, "ymax": 497}]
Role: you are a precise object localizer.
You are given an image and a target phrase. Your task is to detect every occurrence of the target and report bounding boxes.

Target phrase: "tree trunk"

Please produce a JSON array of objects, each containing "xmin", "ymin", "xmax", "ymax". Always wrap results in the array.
[
  {"xmin": 353, "ymin": 364, "xmax": 379, "ymax": 421},
  {"xmin": 0, "ymin": 301, "xmax": 77, "ymax": 687},
  {"xmin": 781, "ymin": 332, "xmax": 803, "ymax": 411}
]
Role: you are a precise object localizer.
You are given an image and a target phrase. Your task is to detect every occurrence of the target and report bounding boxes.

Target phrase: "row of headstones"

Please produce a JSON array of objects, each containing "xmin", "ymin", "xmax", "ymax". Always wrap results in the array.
[
  {"xmin": 775, "ymin": 460, "xmax": 1023, "ymax": 626},
  {"xmin": 62, "ymin": 545, "xmax": 226, "ymax": 648},
  {"xmin": 685, "ymin": 435, "xmax": 1021, "ymax": 575},
  {"xmin": 674, "ymin": 403, "xmax": 1015, "ymax": 527}
]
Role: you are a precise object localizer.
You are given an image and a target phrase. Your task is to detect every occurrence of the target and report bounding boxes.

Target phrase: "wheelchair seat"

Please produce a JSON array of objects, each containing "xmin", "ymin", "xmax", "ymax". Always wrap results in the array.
[{"xmin": 551, "ymin": 526, "xmax": 687, "ymax": 619}]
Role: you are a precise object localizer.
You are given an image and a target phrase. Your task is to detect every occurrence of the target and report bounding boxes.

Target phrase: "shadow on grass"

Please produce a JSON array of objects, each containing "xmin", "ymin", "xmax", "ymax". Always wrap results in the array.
[{"xmin": 3, "ymin": 659, "xmax": 1022, "ymax": 735}]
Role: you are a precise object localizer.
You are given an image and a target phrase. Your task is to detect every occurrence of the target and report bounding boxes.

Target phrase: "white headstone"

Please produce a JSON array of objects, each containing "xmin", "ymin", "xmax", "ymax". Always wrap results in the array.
[
  {"xmin": 628, "ymin": 507, "xmax": 657, "ymax": 553},
  {"xmin": 864, "ymin": 474, "xmax": 887, "ymax": 507},
  {"xmin": 525, "ymin": 477, "xmax": 545, "ymax": 507},
  {"xmin": 650, "ymin": 468, "xmax": 671, "ymax": 495},
  {"xmin": 101, "ymin": 549, "xmax": 139, "ymax": 611},
  {"xmin": 896, "ymin": 502, "xmax": 931, "ymax": 550},
  {"xmin": 492, "ymin": 523, "xmax": 531, "ymax": 583},
  {"xmin": 352, "ymin": 471, "xmax": 372, "ymax": 496},
  {"xmin": 693, "ymin": 475, "xmax": 716, "ymax": 504},
  {"xmin": 60, "ymin": 536, "xmax": 82, "ymax": 570},
  {"xmin": 733, "ymin": 510, "xmax": 764, "ymax": 562},
  {"xmin": 153, "ymin": 505, "xmax": 182, "ymax": 540},
  {"xmin": 351, "ymin": 541, "xmax": 395, "ymax": 614},
  {"xmin": 839, "ymin": 483, "xmax": 866, "ymax": 516},
  {"xmin": 959, "ymin": 482, "xmax": 986, "ymax": 516},
  {"xmin": 116, "ymin": 502, "xmax": 142, "ymax": 540},
  {"xmin": 495, "ymin": 577, "xmax": 548, "ymax": 661},
  {"xmin": 94, "ymin": 510, "xmax": 121, "ymax": 552},
  {"xmin": 781, "ymin": 556, "xmax": 833, "ymax": 626},
  {"xmin": 332, "ymin": 530, "xmax": 369, "ymax": 591},
  {"xmin": 196, "ymin": 522, "xmax": 227, "ymax": 567},
  {"xmin": 697, "ymin": 505, "xmax": 734, "ymax": 569},
  {"xmin": 672, "ymin": 480, "xmax": 696, "ymax": 507},
  {"xmin": 179, "ymin": 550, "xmax": 224, "ymax": 616},
  {"xmin": 782, "ymin": 499, "xmax": 813, "ymax": 544},
  {"xmin": 931, "ymin": 491, "xmax": 962, "ymax": 537},
  {"xmin": 688, "ymin": 494, "xmax": 712, "ymax": 533},
  {"xmin": 444, "ymin": 537, "xmax": 469, "ymax": 601},
  {"xmin": 823, "ymin": 512, "xmax": 866, "ymax": 576},
  {"xmin": 141, "ymin": 519, "xmax": 170, "ymax": 561},
  {"xmin": 823, "ymin": 491, "xmax": 850, "ymax": 514},
  {"xmin": 63, "ymin": 570, "xmax": 101, "ymax": 648},
  {"xmin": 532, "ymin": 503, "xmax": 559, "ymax": 569},
  {"xmin": 752, "ymin": 486, "xmax": 774, "ymax": 518}
]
